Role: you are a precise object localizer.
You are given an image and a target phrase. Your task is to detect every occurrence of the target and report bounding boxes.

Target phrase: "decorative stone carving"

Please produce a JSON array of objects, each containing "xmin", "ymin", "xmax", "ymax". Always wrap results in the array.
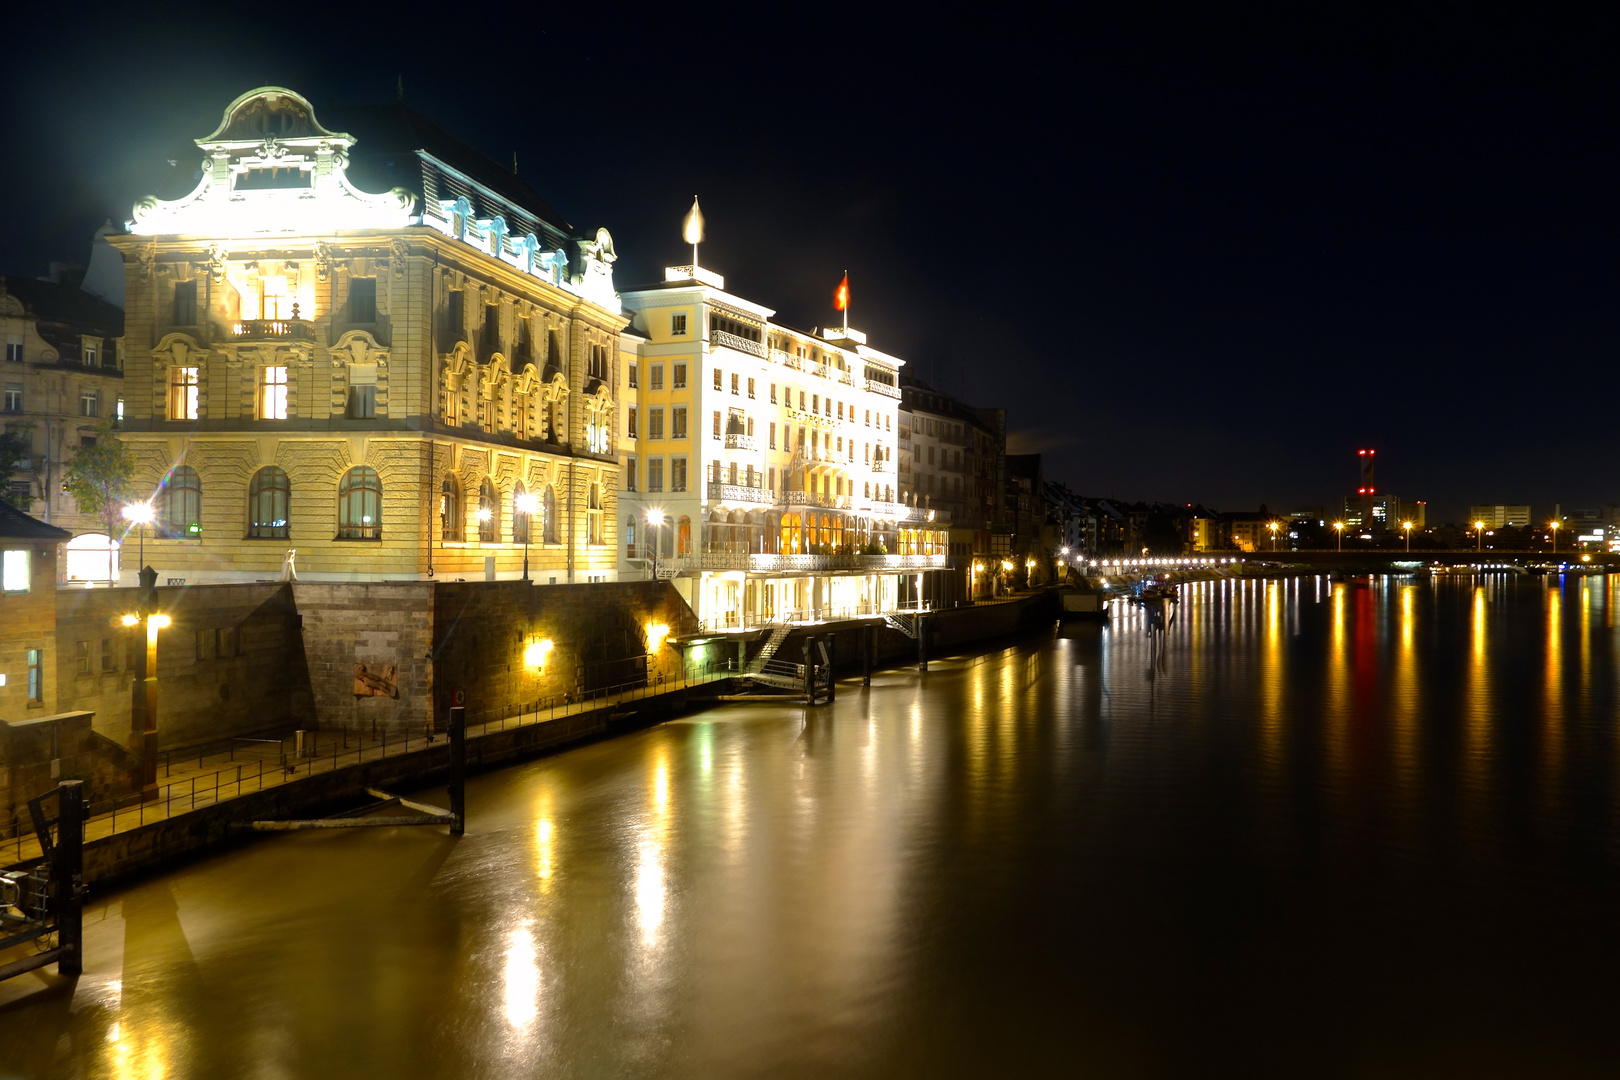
[
  {"xmin": 391, "ymin": 237, "xmax": 408, "ymax": 277},
  {"xmin": 138, "ymin": 243, "xmax": 156, "ymax": 281},
  {"xmin": 207, "ymin": 244, "xmax": 229, "ymax": 283},
  {"xmin": 314, "ymin": 241, "xmax": 333, "ymax": 283}
]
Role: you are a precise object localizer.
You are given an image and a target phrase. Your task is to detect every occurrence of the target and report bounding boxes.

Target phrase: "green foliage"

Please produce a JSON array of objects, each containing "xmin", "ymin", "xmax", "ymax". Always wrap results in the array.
[
  {"xmin": 62, "ymin": 419, "xmax": 135, "ymax": 529},
  {"xmin": 0, "ymin": 423, "xmax": 35, "ymax": 509}
]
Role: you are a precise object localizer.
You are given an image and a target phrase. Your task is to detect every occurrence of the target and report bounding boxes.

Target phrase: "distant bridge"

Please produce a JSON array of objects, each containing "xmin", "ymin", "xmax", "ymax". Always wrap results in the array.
[{"xmin": 1236, "ymin": 549, "xmax": 1619, "ymax": 570}]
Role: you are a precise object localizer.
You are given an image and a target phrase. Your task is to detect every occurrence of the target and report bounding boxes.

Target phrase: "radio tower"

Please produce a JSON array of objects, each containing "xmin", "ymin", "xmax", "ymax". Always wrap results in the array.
[{"xmin": 1357, "ymin": 449, "xmax": 1376, "ymax": 531}]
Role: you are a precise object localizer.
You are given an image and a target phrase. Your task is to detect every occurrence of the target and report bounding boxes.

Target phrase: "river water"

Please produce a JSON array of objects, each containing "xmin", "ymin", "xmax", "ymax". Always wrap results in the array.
[{"xmin": 4, "ymin": 575, "xmax": 1620, "ymax": 1078}]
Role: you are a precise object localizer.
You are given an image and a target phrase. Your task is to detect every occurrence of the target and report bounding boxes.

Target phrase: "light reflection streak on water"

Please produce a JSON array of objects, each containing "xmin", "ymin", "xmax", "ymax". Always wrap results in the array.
[
  {"xmin": 1543, "ymin": 584, "xmax": 1565, "ymax": 807},
  {"xmin": 1324, "ymin": 583, "xmax": 1350, "ymax": 788},
  {"xmin": 503, "ymin": 923, "xmax": 541, "ymax": 1029},
  {"xmin": 636, "ymin": 752, "xmax": 671, "ymax": 943},
  {"xmin": 1260, "ymin": 580, "xmax": 1284, "ymax": 783},
  {"xmin": 1391, "ymin": 585, "xmax": 1420, "ymax": 828}
]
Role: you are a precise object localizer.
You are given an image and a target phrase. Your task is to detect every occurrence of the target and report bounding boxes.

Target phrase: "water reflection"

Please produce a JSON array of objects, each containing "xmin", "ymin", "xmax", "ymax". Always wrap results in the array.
[{"xmin": 4, "ymin": 576, "xmax": 1620, "ymax": 1076}]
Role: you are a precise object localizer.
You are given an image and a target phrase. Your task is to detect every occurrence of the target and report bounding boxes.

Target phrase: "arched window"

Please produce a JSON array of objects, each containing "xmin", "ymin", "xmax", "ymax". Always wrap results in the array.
[
  {"xmin": 541, "ymin": 485, "xmax": 557, "ymax": 544},
  {"xmin": 337, "ymin": 466, "xmax": 382, "ymax": 540},
  {"xmin": 478, "ymin": 477, "xmax": 498, "ymax": 543},
  {"xmin": 247, "ymin": 466, "xmax": 290, "ymax": 539},
  {"xmin": 160, "ymin": 465, "xmax": 202, "ymax": 538},
  {"xmin": 512, "ymin": 482, "xmax": 529, "ymax": 545},
  {"xmin": 441, "ymin": 474, "xmax": 462, "ymax": 541}
]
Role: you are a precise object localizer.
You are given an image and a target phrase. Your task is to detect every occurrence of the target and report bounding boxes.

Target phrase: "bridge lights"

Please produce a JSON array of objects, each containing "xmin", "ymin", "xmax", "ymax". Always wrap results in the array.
[{"xmin": 1402, "ymin": 520, "xmax": 1413, "ymax": 552}]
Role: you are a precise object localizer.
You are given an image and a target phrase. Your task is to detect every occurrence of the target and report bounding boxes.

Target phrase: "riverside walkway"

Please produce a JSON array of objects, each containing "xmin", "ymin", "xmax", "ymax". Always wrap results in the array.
[{"xmin": 3, "ymin": 667, "xmax": 732, "ymax": 869}]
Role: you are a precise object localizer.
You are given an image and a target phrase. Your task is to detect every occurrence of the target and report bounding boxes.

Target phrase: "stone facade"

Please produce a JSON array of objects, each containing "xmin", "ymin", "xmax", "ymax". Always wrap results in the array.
[{"xmin": 106, "ymin": 86, "xmax": 627, "ymax": 584}]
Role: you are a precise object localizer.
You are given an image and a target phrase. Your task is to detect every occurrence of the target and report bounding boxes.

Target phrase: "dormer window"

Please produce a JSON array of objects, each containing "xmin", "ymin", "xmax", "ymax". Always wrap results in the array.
[{"xmin": 236, "ymin": 167, "xmax": 311, "ymax": 190}]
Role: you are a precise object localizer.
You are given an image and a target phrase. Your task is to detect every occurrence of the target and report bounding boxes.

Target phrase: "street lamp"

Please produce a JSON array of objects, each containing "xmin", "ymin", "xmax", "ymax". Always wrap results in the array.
[
  {"xmin": 123, "ymin": 566, "xmax": 167, "ymax": 802},
  {"xmin": 646, "ymin": 509, "xmax": 666, "ymax": 580},
  {"xmin": 121, "ymin": 501, "xmax": 154, "ymax": 583},
  {"xmin": 1267, "ymin": 520, "xmax": 1279, "ymax": 551},
  {"xmin": 1549, "ymin": 520, "xmax": 1559, "ymax": 554},
  {"xmin": 515, "ymin": 492, "xmax": 540, "ymax": 580},
  {"xmin": 1402, "ymin": 520, "xmax": 1413, "ymax": 552},
  {"xmin": 1333, "ymin": 521, "xmax": 1345, "ymax": 551},
  {"xmin": 1474, "ymin": 520, "xmax": 1486, "ymax": 553}
]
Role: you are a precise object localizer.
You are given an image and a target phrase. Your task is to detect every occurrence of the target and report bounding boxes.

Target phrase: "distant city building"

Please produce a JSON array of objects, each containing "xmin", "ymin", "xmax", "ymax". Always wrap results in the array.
[
  {"xmin": 1, "ymin": 272, "xmax": 126, "ymax": 568},
  {"xmin": 1469, "ymin": 505, "xmax": 1531, "ymax": 528},
  {"xmin": 1343, "ymin": 493, "xmax": 1400, "ymax": 529}
]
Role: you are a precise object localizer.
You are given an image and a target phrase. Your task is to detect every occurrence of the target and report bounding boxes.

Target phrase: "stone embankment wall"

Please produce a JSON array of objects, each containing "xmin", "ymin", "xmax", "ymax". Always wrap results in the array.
[{"xmin": 0, "ymin": 711, "xmax": 135, "ymax": 837}]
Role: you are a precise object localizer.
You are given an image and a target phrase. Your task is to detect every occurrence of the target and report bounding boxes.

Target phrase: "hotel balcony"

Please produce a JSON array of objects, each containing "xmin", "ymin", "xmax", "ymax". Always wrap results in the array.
[
  {"xmin": 870, "ymin": 457, "xmax": 889, "ymax": 473},
  {"xmin": 865, "ymin": 377, "xmax": 901, "ymax": 399},
  {"xmin": 710, "ymin": 328, "xmax": 767, "ymax": 359},
  {"xmin": 783, "ymin": 490, "xmax": 852, "ymax": 510},
  {"xmin": 228, "ymin": 319, "xmax": 315, "ymax": 342},
  {"xmin": 724, "ymin": 431, "xmax": 758, "ymax": 451},
  {"xmin": 706, "ymin": 481, "xmax": 774, "ymax": 506},
  {"xmin": 668, "ymin": 551, "xmax": 948, "ymax": 574}
]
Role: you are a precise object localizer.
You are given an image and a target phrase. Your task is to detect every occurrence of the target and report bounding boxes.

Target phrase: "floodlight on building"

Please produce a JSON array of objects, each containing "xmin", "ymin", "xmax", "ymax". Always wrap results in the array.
[{"xmin": 524, "ymin": 639, "xmax": 555, "ymax": 669}]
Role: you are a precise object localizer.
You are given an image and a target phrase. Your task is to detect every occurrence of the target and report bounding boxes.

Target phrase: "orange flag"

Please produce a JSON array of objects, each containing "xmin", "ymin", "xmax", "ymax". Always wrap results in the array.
[{"xmin": 833, "ymin": 273, "xmax": 849, "ymax": 312}]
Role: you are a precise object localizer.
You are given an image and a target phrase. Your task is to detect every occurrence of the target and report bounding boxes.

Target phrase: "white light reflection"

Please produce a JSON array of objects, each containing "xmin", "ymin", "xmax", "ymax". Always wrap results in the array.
[{"xmin": 502, "ymin": 923, "xmax": 541, "ymax": 1028}]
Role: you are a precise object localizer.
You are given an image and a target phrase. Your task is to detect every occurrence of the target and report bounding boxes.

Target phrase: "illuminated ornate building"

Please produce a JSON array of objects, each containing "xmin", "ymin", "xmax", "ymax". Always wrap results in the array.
[
  {"xmin": 107, "ymin": 87, "xmax": 626, "ymax": 583},
  {"xmin": 617, "ymin": 266, "xmax": 948, "ymax": 626}
]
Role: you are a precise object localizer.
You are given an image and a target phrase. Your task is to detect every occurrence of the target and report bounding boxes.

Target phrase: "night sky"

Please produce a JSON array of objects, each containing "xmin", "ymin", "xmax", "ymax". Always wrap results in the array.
[{"xmin": 6, "ymin": 4, "xmax": 1615, "ymax": 522}]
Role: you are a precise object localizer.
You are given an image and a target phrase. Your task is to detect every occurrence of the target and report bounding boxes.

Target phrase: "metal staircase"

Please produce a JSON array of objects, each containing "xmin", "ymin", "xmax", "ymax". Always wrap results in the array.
[
  {"xmin": 882, "ymin": 612, "xmax": 918, "ymax": 639},
  {"xmin": 748, "ymin": 624, "xmax": 794, "ymax": 673}
]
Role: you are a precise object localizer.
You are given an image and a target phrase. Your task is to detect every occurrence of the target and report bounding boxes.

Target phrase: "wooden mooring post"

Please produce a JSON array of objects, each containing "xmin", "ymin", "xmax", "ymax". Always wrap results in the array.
[{"xmin": 448, "ymin": 705, "xmax": 466, "ymax": 836}]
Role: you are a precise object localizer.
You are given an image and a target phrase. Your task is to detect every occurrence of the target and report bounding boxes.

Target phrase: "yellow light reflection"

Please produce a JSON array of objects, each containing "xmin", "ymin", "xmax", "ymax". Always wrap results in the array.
[{"xmin": 502, "ymin": 923, "xmax": 540, "ymax": 1028}]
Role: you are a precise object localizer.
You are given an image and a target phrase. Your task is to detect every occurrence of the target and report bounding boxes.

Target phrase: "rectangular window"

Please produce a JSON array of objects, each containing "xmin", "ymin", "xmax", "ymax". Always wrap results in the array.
[
  {"xmin": 483, "ymin": 304, "xmax": 499, "ymax": 346},
  {"xmin": 713, "ymin": 369, "xmax": 723, "ymax": 391},
  {"xmin": 4, "ymin": 383, "xmax": 22, "ymax": 412},
  {"xmin": 671, "ymin": 456, "xmax": 687, "ymax": 491},
  {"xmin": 769, "ymin": 422, "xmax": 776, "ymax": 449},
  {"xmin": 672, "ymin": 406, "xmax": 688, "ymax": 439},
  {"xmin": 650, "ymin": 364, "xmax": 664, "ymax": 390},
  {"xmin": 647, "ymin": 457, "xmax": 664, "ymax": 492},
  {"xmin": 625, "ymin": 455, "xmax": 637, "ymax": 491},
  {"xmin": 673, "ymin": 363, "xmax": 687, "ymax": 388},
  {"xmin": 446, "ymin": 289, "xmax": 464, "ymax": 340},
  {"xmin": 626, "ymin": 405, "xmax": 638, "ymax": 439},
  {"xmin": 712, "ymin": 410, "xmax": 721, "ymax": 439},
  {"xmin": 101, "ymin": 639, "xmax": 115, "ymax": 672},
  {"xmin": 768, "ymin": 466, "xmax": 776, "ymax": 491},
  {"xmin": 812, "ymin": 394, "xmax": 819, "ymax": 413},
  {"xmin": 836, "ymin": 402, "xmax": 843, "ymax": 420},
  {"xmin": 348, "ymin": 384, "xmax": 377, "ymax": 419},
  {"xmin": 4, "ymin": 337, "xmax": 21, "ymax": 363},
  {"xmin": 102, "ymin": 340, "xmax": 118, "ymax": 369},
  {"xmin": 169, "ymin": 366, "xmax": 199, "ymax": 420},
  {"xmin": 769, "ymin": 383, "xmax": 777, "ymax": 404},
  {"xmin": 173, "ymin": 281, "xmax": 197, "ymax": 325},
  {"xmin": 75, "ymin": 640, "xmax": 91, "ymax": 675},
  {"xmin": 83, "ymin": 346, "xmax": 97, "ymax": 366},
  {"xmin": 219, "ymin": 627, "xmax": 239, "ymax": 657},
  {"xmin": 799, "ymin": 390, "xmax": 806, "ymax": 410},
  {"xmin": 865, "ymin": 409, "xmax": 871, "ymax": 426},
  {"xmin": 648, "ymin": 407, "xmax": 664, "ymax": 440},
  {"xmin": 728, "ymin": 461, "xmax": 738, "ymax": 485},
  {"xmin": 628, "ymin": 363, "xmax": 638, "ymax": 389},
  {"xmin": 731, "ymin": 373, "xmax": 740, "ymax": 395},
  {"xmin": 349, "ymin": 278, "xmax": 377, "ymax": 322},
  {"xmin": 672, "ymin": 313, "xmax": 687, "ymax": 335},
  {"xmin": 260, "ymin": 366, "xmax": 288, "ymax": 420},
  {"xmin": 3, "ymin": 549, "xmax": 30, "ymax": 592},
  {"xmin": 747, "ymin": 377, "xmax": 755, "ymax": 399},
  {"xmin": 196, "ymin": 629, "xmax": 214, "ymax": 661},
  {"xmin": 26, "ymin": 648, "xmax": 42, "ymax": 703}
]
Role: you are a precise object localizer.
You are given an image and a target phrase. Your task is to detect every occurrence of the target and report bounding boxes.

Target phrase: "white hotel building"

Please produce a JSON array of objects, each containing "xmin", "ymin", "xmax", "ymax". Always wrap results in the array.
[{"xmin": 618, "ymin": 266, "xmax": 947, "ymax": 628}]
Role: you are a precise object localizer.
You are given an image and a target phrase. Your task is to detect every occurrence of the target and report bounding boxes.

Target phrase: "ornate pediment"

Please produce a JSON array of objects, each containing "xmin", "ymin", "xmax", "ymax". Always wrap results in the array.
[
  {"xmin": 152, "ymin": 332, "xmax": 207, "ymax": 369},
  {"xmin": 130, "ymin": 86, "xmax": 415, "ymax": 237},
  {"xmin": 540, "ymin": 370, "xmax": 570, "ymax": 404},
  {"xmin": 442, "ymin": 341, "xmax": 474, "ymax": 382},
  {"xmin": 332, "ymin": 329, "xmax": 391, "ymax": 369},
  {"xmin": 514, "ymin": 362, "xmax": 541, "ymax": 395}
]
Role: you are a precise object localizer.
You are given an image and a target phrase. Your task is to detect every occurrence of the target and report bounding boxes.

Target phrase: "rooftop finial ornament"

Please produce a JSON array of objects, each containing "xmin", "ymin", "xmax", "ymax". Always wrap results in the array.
[{"xmin": 682, "ymin": 195, "xmax": 704, "ymax": 270}]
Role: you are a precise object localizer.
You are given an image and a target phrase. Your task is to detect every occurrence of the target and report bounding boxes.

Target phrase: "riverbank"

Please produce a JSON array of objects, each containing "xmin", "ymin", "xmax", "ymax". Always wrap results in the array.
[{"xmin": 3, "ymin": 591, "xmax": 1061, "ymax": 889}]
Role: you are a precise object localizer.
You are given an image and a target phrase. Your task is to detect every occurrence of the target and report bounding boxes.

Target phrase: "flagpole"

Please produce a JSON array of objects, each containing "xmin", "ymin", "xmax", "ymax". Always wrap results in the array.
[{"xmin": 843, "ymin": 269, "xmax": 848, "ymax": 333}]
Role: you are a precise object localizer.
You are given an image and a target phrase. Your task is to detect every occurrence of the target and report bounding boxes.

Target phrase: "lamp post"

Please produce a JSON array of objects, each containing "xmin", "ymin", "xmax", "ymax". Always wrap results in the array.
[
  {"xmin": 1268, "ymin": 521, "xmax": 1279, "ymax": 551},
  {"xmin": 1402, "ymin": 520, "xmax": 1413, "ymax": 552},
  {"xmin": 1549, "ymin": 520, "xmax": 1559, "ymax": 555},
  {"xmin": 1333, "ymin": 521, "xmax": 1345, "ymax": 551},
  {"xmin": 123, "ymin": 566, "xmax": 168, "ymax": 802},
  {"xmin": 1474, "ymin": 520, "xmax": 1486, "ymax": 553},
  {"xmin": 121, "ymin": 501, "xmax": 154, "ymax": 584},
  {"xmin": 515, "ymin": 492, "xmax": 539, "ymax": 580},
  {"xmin": 646, "ymin": 509, "xmax": 665, "ymax": 581}
]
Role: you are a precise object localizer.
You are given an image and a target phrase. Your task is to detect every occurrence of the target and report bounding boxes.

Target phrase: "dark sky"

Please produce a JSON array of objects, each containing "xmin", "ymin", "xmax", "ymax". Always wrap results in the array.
[{"xmin": 6, "ymin": 4, "xmax": 1616, "ymax": 522}]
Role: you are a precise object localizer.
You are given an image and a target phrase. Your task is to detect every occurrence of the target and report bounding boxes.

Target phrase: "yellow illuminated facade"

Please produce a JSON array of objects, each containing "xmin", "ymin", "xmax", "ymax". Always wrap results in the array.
[
  {"xmin": 108, "ymin": 87, "xmax": 626, "ymax": 582},
  {"xmin": 617, "ymin": 268, "xmax": 948, "ymax": 626}
]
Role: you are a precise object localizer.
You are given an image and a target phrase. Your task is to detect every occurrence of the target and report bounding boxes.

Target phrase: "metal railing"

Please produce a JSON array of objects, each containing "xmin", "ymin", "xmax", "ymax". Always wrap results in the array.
[
  {"xmin": 710, "ymin": 329, "xmax": 767, "ymax": 358},
  {"xmin": 707, "ymin": 481, "xmax": 773, "ymax": 505},
  {"xmin": 865, "ymin": 378, "xmax": 901, "ymax": 399},
  {"xmin": 724, "ymin": 432, "xmax": 758, "ymax": 451},
  {"xmin": 783, "ymin": 490, "xmax": 851, "ymax": 509},
  {"xmin": 3, "ymin": 663, "xmax": 734, "ymax": 867}
]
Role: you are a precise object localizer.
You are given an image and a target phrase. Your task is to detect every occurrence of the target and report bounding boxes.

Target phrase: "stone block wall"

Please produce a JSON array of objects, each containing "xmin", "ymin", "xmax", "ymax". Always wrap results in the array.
[
  {"xmin": 54, "ymin": 583, "xmax": 311, "ymax": 748},
  {"xmin": 1, "ymin": 710, "xmax": 137, "ymax": 837},
  {"xmin": 291, "ymin": 582, "xmax": 436, "ymax": 735}
]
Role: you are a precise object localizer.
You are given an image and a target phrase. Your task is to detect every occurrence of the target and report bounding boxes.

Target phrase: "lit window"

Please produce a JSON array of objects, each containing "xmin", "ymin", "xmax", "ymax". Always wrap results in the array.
[
  {"xmin": 260, "ymin": 275, "xmax": 293, "ymax": 320},
  {"xmin": 2, "ymin": 549, "xmax": 29, "ymax": 592},
  {"xmin": 260, "ymin": 366, "xmax": 288, "ymax": 420},
  {"xmin": 247, "ymin": 466, "xmax": 290, "ymax": 539},
  {"xmin": 339, "ymin": 466, "xmax": 383, "ymax": 540},
  {"xmin": 169, "ymin": 367, "xmax": 199, "ymax": 420}
]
